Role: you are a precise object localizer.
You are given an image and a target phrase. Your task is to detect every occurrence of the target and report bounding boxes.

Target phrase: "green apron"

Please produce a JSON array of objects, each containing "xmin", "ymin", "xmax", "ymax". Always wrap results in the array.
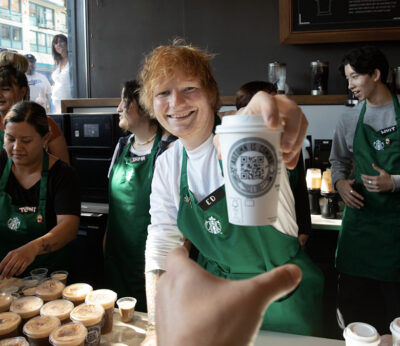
[
  {"xmin": 0, "ymin": 151, "xmax": 69, "ymax": 276},
  {"xmin": 104, "ymin": 130, "xmax": 161, "ymax": 312},
  {"xmin": 177, "ymin": 148, "xmax": 324, "ymax": 336},
  {"xmin": 336, "ymin": 94, "xmax": 400, "ymax": 282},
  {"xmin": 0, "ymin": 129, "xmax": 4, "ymax": 150}
]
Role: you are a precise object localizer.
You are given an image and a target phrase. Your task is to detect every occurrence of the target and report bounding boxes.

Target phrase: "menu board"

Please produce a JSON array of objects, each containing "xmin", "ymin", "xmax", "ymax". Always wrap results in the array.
[{"xmin": 293, "ymin": 0, "xmax": 400, "ymax": 31}]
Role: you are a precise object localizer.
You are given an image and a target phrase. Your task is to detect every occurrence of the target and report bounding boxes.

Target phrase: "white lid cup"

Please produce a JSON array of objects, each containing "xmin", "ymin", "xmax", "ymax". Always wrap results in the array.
[
  {"xmin": 390, "ymin": 317, "xmax": 400, "ymax": 345},
  {"xmin": 343, "ymin": 322, "xmax": 381, "ymax": 346},
  {"xmin": 215, "ymin": 115, "xmax": 283, "ymax": 226}
]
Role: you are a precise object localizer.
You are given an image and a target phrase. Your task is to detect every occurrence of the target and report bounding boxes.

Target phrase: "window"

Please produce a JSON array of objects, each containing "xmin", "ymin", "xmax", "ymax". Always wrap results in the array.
[
  {"xmin": 0, "ymin": 0, "xmax": 21, "ymax": 22},
  {"xmin": 30, "ymin": 30, "xmax": 53, "ymax": 54},
  {"xmin": 29, "ymin": 3, "xmax": 54, "ymax": 29},
  {"xmin": 0, "ymin": 23, "xmax": 21, "ymax": 49}
]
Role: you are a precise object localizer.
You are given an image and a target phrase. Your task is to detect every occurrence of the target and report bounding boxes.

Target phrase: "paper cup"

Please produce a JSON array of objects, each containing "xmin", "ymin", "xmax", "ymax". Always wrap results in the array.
[
  {"xmin": 390, "ymin": 317, "xmax": 400, "ymax": 345},
  {"xmin": 0, "ymin": 337, "xmax": 29, "ymax": 346},
  {"xmin": 23, "ymin": 315, "xmax": 60, "ymax": 346},
  {"xmin": 70, "ymin": 304, "xmax": 104, "ymax": 346},
  {"xmin": 62, "ymin": 284, "xmax": 93, "ymax": 307},
  {"xmin": 0, "ymin": 313, "xmax": 21, "ymax": 340},
  {"xmin": 215, "ymin": 115, "xmax": 282, "ymax": 226},
  {"xmin": 49, "ymin": 322, "xmax": 87, "ymax": 346},
  {"xmin": 40, "ymin": 300, "xmax": 74, "ymax": 324},
  {"xmin": 85, "ymin": 289, "xmax": 117, "ymax": 334},
  {"xmin": 116, "ymin": 297, "xmax": 136, "ymax": 323},
  {"xmin": 343, "ymin": 322, "xmax": 381, "ymax": 345}
]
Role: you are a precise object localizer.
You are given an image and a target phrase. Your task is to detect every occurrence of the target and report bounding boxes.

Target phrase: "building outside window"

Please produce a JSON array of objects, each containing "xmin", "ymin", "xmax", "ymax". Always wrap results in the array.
[
  {"xmin": 0, "ymin": 0, "xmax": 21, "ymax": 22},
  {"xmin": 29, "ymin": 2, "xmax": 54, "ymax": 29},
  {"xmin": 0, "ymin": 23, "xmax": 22, "ymax": 49}
]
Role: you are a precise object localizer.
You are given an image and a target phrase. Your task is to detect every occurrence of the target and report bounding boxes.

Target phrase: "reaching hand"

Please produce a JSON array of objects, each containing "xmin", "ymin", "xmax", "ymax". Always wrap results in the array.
[
  {"xmin": 336, "ymin": 179, "xmax": 364, "ymax": 209},
  {"xmin": 361, "ymin": 163, "xmax": 394, "ymax": 193},
  {"xmin": 0, "ymin": 241, "xmax": 38, "ymax": 279},
  {"xmin": 156, "ymin": 246, "xmax": 302, "ymax": 346}
]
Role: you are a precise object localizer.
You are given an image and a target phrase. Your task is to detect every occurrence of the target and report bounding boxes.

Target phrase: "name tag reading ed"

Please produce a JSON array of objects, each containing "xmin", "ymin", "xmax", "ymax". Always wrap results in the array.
[{"xmin": 198, "ymin": 186, "xmax": 225, "ymax": 211}]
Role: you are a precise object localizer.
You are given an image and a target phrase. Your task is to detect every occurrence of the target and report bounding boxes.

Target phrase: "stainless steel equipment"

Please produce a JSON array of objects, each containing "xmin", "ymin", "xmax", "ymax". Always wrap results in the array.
[
  {"xmin": 311, "ymin": 60, "xmax": 329, "ymax": 95},
  {"xmin": 268, "ymin": 62, "xmax": 286, "ymax": 94}
]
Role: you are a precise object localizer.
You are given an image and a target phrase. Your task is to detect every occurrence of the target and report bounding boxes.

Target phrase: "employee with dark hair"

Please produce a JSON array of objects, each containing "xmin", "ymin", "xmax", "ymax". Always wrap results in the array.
[
  {"xmin": 0, "ymin": 101, "xmax": 80, "ymax": 278},
  {"xmin": 103, "ymin": 80, "xmax": 175, "ymax": 312},
  {"xmin": 330, "ymin": 46, "xmax": 400, "ymax": 333}
]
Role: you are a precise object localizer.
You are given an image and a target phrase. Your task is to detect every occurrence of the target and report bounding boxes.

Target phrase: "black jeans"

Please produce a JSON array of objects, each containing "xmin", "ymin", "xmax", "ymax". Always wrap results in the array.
[{"xmin": 337, "ymin": 272, "xmax": 400, "ymax": 334}]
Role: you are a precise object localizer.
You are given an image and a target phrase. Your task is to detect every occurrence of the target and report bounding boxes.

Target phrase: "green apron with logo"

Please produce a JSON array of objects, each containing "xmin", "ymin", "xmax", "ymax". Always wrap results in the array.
[
  {"xmin": 0, "ymin": 151, "xmax": 69, "ymax": 276},
  {"xmin": 104, "ymin": 130, "xmax": 161, "ymax": 312},
  {"xmin": 177, "ymin": 148, "xmax": 324, "ymax": 336},
  {"xmin": 336, "ymin": 94, "xmax": 400, "ymax": 282},
  {"xmin": 0, "ymin": 129, "xmax": 4, "ymax": 150}
]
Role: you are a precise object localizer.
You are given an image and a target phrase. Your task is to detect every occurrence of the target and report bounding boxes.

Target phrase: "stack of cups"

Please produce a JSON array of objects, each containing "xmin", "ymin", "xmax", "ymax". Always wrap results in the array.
[
  {"xmin": 215, "ymin": 115, "xmax": 282, "ymax": 226},
  {"xmin": 85, "ymin": 289, "xmax": 117, "ymax": 335},
  {"xmin": 343, "ymin": 322, "xmax": 380, "ymax": 345}
]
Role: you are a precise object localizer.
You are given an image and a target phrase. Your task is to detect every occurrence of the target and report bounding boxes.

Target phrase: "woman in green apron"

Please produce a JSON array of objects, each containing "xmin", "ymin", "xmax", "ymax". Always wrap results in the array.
[
  {"xmin": 331, "ymin": 46, "xmax": 400, "ymax": 334},
  {"xmin": 0, "ymin": 53, "xmax": 70, "ymax": 163},
  {"xmin": 0, "ymin": 101, "xmax": 80, "ymax": 278},
  {"xmin": 138, "ymin": 42, "xmax": 323, "ymax": 345},
  {"xmin": 104, "ymin": 80, "xmax": 175, "ymax": 313}
]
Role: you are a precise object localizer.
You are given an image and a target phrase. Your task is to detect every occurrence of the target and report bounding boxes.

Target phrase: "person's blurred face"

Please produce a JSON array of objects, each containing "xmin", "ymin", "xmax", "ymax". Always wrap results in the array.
[
  {"xmin": 4, "ymin": 121, "xmax": 49, "ymax": 167},
  {"xmin": 27, "ymin": 60, "xmax": 36, "ymax": 75},
  {"xmin": 345, "ymin": 64, "xmax": 378, "ymax": 101},
  {"xmin": 0, "ymin": 83, "xmax": 26, "ymax": 116},
  {"xmin": 54, "ymin": 38, "xmax": 67, "ymax": 56},
  {"xmin": 152, "ymin": 71, "xmax": 214, "ymax": 149},
  {"xmin": 117, "ymin": 89, "xmax": 141, "ymax": 132}
]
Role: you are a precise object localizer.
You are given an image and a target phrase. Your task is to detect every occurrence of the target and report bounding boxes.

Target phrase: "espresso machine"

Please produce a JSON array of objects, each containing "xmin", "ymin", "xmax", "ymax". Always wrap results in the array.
[
  {"xmin": 306, "ymin": 168, "xmax": 322, "ymax": 215},
  {"xmin": 320, "ymin": 169, "xmax": 339, "ymax": 219}
]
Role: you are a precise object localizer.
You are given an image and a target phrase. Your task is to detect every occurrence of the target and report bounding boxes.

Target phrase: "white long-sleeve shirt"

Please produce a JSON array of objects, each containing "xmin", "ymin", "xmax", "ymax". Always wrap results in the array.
[{"xmin": 145, "ymin": 134, "xmax": 298, "ymax": 272}]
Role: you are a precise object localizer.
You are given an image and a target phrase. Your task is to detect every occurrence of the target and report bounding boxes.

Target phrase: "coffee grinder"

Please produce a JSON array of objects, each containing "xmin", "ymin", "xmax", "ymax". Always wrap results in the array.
[
  {"xmin": 320, "ymin": 169, "xmax": 339, "ymax": 219},
  {"xmin": 306, "ymin": 168, "xmax": 322, "ymax": 215}
]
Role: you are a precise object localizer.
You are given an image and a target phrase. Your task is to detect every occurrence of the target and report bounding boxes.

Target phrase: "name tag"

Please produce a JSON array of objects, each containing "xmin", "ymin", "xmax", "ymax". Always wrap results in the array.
[
  {"xmin": 379, "ymin": 125, "xmax": 397, "ymax": 136},
  {"xmin": 198, "ymin": 186, "xmax": 225, "ymax": 211},
  {"xmin": 129, "ymin": 156, "xmax": 146, "ymax": 163},
  {"xmin": 18, "ymin": 206, "xmax": 37, "ymax": 214}
]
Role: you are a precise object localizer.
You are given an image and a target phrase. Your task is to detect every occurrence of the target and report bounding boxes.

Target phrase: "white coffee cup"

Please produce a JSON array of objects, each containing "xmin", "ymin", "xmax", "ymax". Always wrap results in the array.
[
  {"xmin": 343, "ymin": 322, "xmax": 381, "ymax": 346},
  {"xmin": 390, "ymin": 317, "xmax": 400, "ymax": 345},
  {"xmin": 216, "ymin": 115, "xmax": 282, "ymax": 226}
]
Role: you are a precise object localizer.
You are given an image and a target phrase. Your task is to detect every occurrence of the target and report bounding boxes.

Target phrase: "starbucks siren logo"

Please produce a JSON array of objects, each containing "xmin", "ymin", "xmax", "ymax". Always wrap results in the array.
[
  {"xmin": 205, "ymin": 216, "xmax": 222, "ymax": 235},
  {"xmin": 228, "ymin": 137, "xmax": 278, "ymax": 198},
  {"xmin": 373, "ymin": 140, "xmax": 384, "ymax": 151},
  {"xmin": 7, "ymin": 217, "xmax": 21, "ymax": 231}
]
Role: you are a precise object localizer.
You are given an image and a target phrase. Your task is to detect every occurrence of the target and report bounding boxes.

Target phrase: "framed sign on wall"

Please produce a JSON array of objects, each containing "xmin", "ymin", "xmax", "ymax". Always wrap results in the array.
[{"xmin": 280, "ymin": 0, "xmax": 400, "ymax": 44}]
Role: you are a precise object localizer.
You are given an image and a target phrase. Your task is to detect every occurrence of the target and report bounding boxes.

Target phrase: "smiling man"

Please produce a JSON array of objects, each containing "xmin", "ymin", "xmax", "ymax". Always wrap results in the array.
[{"xmin": 330, "ymin": 46, "xmax": 400, "ymax": 334}]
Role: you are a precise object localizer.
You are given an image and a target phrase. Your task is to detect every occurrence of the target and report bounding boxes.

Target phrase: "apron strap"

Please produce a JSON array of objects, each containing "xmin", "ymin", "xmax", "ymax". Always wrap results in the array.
[
  {"xmin": 38, "ymin": 150, "xmax": 49, "ymax": 210},
  {"xmin": 0, "ymin": 156, "xmax": 13, "ymax": 191}
]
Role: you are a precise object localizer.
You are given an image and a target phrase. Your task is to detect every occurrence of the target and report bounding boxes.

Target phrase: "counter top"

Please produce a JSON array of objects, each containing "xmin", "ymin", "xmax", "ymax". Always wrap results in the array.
[{"xmin": 101, "ymin": 310, "xmax": 345, "ymax": 345}]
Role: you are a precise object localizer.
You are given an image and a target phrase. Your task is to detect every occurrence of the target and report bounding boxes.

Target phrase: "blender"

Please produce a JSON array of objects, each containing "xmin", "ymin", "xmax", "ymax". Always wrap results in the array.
[{"xmin": 320, "ymin": 169, "xmax": 339, "ymax": 219}]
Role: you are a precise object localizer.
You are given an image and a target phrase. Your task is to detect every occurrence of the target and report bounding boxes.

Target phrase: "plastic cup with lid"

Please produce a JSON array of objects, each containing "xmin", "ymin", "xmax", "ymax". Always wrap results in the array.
[
  {"xmin": 23, "ymin": 315, "xmax": 61, "ymax": 346},
  {"xmin": 50, "ymin": 271, "xmax": 68, "ymax": 285},
  {"xmin": 49, "ymin": 322, "xmax": 87, "ymax": 346},
  {"xmin": 40, "ymin": 299, "xmax": 74, "ymax": 324},
  {"xmin": 0, "ymin": 294, "xmax": 13, "ymax": 313},
  {"xmin": 343, "ymin": 322, "xmax": 381, "ymax": 345},
  {"xmin": 62, "ymin": 284, "xmax": 93, "ymax": 307},
  {"xmin": 85, "ymin": 289, "xmax": 117, "ymax": 334},
  {"xmin": 215, "ymin": 115, "xmax": 283, "ymax": 226},
  {"xmin": 0, "ymin": 312, "xmax": 21, "ymax": 340},
  {"xmin": 70, "ymin": 303, "xmax": 104, "ymax": 346},
  {"xmin": 390, "ymin": 317, "xmax": 400, "ymax": 345},
  {"xmin": 35, "ymin": 279, "xmax": 65, "ymax": 302},
  {"xmin": 0, "ymin": 336, "xmax": 29, "ymax": 346}
]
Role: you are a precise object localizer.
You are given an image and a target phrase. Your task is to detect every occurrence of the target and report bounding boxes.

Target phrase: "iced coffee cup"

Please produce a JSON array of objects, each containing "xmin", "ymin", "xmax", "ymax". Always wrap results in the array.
[
  {"xmin": 23, "ymin": 315, "xmax": 60, "ymax": 346},
  {"xmin": 215, "ymin": 115, "xmax": 283, "ymax": 226},
  {"xmin": 343, "ymin": 322, "xmax": 381, "ymax": 345},
  {"xmin": 22, "ymin": 276, "xmax": 41, "ymax": 289},
  {"xmin": 41, "ymin": 300, "xmax": 74, "ymax": 324},
  {"xmin": 390, "ymin": 317, "xmax": 400, "ymax": 345},
  {"xmin": 49, "ymin": 322, "xmax": 87, "ymax": 346},
  {"xmin": 10, "ymin": 296, "xmax": 44, "ymax": 333},
  {"xmin": 85, "ymin": 289, "xmax": 117, "ymax": 334},
  {"xmin": 62, "ymin": 284, "xmax": 93, "ymax": 307},
  {"xmin": 116, "ymin": 297, "xmax": 136, "ymax": 323},
  {"xmin": 0, "ymin": 337, "xmax": 29, "ymax": 346},
  {"xmin": 35, "ymin": 279, "xmax": 65, "ymax": 302},
  {"xmin": 50, "ymin": 272, "xmax": 68, "ymax": 286},
  {"xmin": 70, "ymin": 304, "xmax": 104, "ymax": 346},
  {"xmin": 0, "ymin": 313, "xmax": 21, "ymax": 340},
  {"xmin": 21, "ymin": 287, "xmax": 36, "ymax": 297},
  {"xmin": 0, "ymin": 294, "xmax": 12, "ymax": 313}
]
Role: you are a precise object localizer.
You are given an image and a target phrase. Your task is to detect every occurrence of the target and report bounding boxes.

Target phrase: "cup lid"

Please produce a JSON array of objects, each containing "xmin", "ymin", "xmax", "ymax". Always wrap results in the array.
[
  {"xmin": 0, "ymin": 337, "xmax": 29, "ymax": 346},
  {"xmin": 70, "ymin": 303, "xmax": 104, "ymax": 327},
  {"xmin": 116, "ymin": 297, "xmax": 137, "ymax": 309},
  {"xmin": 85, "ymin": 289, "xmax": 117, "ymax": 309},
  {"xmin": 390, "ymin": 317, "xmax": 400, "ymax": 335},
  {"xmin": 0, "ymin": 312, "xmax": 21, "ymax": 336},
  {"xmin": 0, "ymin": 294, "xmax": 12, "ymax": 310},
  {"xmin": 23, "ymin": 315, "xmax": 61, "ymax": 339},
  {"xmin": 62, "ymin": 283, "xmax": 93, "ymax": 301},
  {"xmin": 10, "ymin": 296, "xmax": 44, "ymax": 319},
  {"xmin": 49, "ymin": 322, "xmax": 87, "ymax": 346},
  {"xmin": 216, "ymin": 115, "xmax": 283, "ymax": 134},
  {"xmin": 343, "ymin": 322, "xmax": 380, "ymax": 343},
  {"xmin": 35, "ymin": 279, "xmax": 65, "ymax": 300},
  {"xmin": 40, "ymin": 299, "xmax": 74, "ymax": 321}
]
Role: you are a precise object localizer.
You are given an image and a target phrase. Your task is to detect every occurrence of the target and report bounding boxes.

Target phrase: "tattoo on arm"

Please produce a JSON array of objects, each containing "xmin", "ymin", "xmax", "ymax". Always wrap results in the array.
[
  {"xmin": 40, "ymin": 239, "xmax": 56, "ymax": 254},
  {"xmin": 145, "ymin": 269, "xmax": 164, "ymax": 326}
]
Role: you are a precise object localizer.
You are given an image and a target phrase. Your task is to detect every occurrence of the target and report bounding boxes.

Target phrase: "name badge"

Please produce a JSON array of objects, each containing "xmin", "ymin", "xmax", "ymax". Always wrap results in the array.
[
  {"xmin": 129, "ymin": 156, "xmax": 146, "ymax": 163},
  {"xmin": 379, "ymin": 125, "xmax": 397, "ymax": 136},
  {"xmin": 198, "ymin": 186, "xmax": 225, "ymax": 211}
]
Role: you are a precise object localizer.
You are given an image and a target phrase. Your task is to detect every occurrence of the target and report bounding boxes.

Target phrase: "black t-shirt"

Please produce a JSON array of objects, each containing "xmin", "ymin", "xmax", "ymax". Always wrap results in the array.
[{"xmin": 0, "ymin": 150, "xmax": 81, "ymax": 232}]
